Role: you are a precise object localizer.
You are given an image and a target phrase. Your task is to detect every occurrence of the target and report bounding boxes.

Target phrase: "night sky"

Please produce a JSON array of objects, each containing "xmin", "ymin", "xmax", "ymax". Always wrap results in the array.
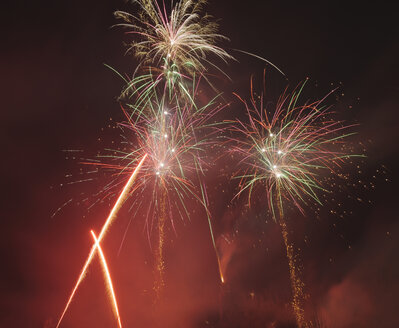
[{"xmin": 1, "ymin": 1, "xmax": 398, "ymax": 327}]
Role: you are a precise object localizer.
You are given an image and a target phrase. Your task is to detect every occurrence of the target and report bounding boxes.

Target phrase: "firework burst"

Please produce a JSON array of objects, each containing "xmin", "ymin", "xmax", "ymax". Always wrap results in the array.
[
  {"xmin": 115, "ymin": 0, "xmax": 232, "ymax": 75},
  {"xmin": 231, "ymin": 79, "xmax": 357, "ymax": 218},
  {"xmin": 229, "ymin": 78, "xmax": 360, "ymax": 327},
  {"xmin": 93, "ymin": 90, "xmax": 222, "ymax": 230},
  {"xmin": 80, "ymin": 81, "xmax": 227, "ymax": 291},
  {"xmin": 113, "ymin": 0, "xmax": 233, "ymax": 104}
]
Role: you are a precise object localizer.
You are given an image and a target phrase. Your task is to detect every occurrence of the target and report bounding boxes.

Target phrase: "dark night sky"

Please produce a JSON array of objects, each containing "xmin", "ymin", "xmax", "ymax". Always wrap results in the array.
[{"xmin": 1, "ymin": 1, "xmax": 398, "ymax": 327}]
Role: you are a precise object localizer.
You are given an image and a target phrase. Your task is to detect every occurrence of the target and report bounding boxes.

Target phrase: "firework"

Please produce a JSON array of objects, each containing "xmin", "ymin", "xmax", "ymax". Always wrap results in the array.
[
  {"xmin": 115, "ymin": 0, "xmax": 232, "ymax": 76},
  {"xmin": 230, "ymin": 79, "xmax": 359, "ymax": 327},
  {"xmin": 85, "ymin": 80, "xmax": 227, "ymax": 286},
  {"xmin": 113, "ymin": 0, "xmax": 233, "ymax": 103},
  {"xmin": 56, "ymin": 154, "xmax": 147, "ymax": 328},
  {"xmin": 109, "ymin": 1, "xmax": 234, "ymax": 288},
  {"xmin": 90, "ymin": 230, "xmax": 122, "ymax": 328}
]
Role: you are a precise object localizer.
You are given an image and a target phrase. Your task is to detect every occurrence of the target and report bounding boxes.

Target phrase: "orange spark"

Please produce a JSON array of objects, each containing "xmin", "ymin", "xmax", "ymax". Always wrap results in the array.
[
  {"xmin": 219, "ymin": 263, "xmax": 225, "ymax": 284},
  {"xmin": 56, "ymin": 153, "xmax": 147, "ymax": 328},
  {"xmin": 91, "ymin": 230, "xmax": 122, "ymax": 328}
]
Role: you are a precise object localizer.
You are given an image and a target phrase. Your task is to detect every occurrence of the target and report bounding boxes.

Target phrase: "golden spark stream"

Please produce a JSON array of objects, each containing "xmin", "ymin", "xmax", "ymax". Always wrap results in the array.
[
  {"xmin": 90, "ymin": 230, "xmax": 122, "ymax": 328},
  {"xmin": 277, "ymin": 189, "xmax": 306, "ymax": 328},
  {"xmin": 56, "ymin": 153, "xmax": 147, "ymax": 328},
  {"xmin": 154, "ymin": 186, "xmax": 167, "ymax": 299}
]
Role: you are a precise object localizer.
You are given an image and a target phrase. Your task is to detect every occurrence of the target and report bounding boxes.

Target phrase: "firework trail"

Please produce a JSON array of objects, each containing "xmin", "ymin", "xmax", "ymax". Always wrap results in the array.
[
  {"xmin": 56, "ymin": 153, "xmax": 147, "ymax": 328},
  {"xmin": 90, "ymin": 230, "xmax": 122, "ymax": 328},
  {"xmin": 229, "ymin": 78, "xmax": 359, "ymax": 327}
]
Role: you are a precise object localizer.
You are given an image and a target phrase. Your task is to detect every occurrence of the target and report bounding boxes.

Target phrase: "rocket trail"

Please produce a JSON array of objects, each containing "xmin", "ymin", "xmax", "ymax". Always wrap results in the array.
[
  {"xmin": 56, "ymin": 153, "xmax": 147, "ymax": 328},
  {"xmin": 199, "ymin": 181, "xmax": 224, "ymax": 284},
  {"xmin": 91, "ymin": 230, "xmax": 122, "ymax": 328}
]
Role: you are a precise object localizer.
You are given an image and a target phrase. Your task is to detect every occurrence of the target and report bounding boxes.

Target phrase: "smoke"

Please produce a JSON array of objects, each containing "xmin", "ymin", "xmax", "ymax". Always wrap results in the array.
[
  {"xmin": 319, "ymin": 277, "xmax": 373, "ymax": 327},
  {"xmin": 315, "ymin": 209, "xmax": 399, "ymax": 328}
]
